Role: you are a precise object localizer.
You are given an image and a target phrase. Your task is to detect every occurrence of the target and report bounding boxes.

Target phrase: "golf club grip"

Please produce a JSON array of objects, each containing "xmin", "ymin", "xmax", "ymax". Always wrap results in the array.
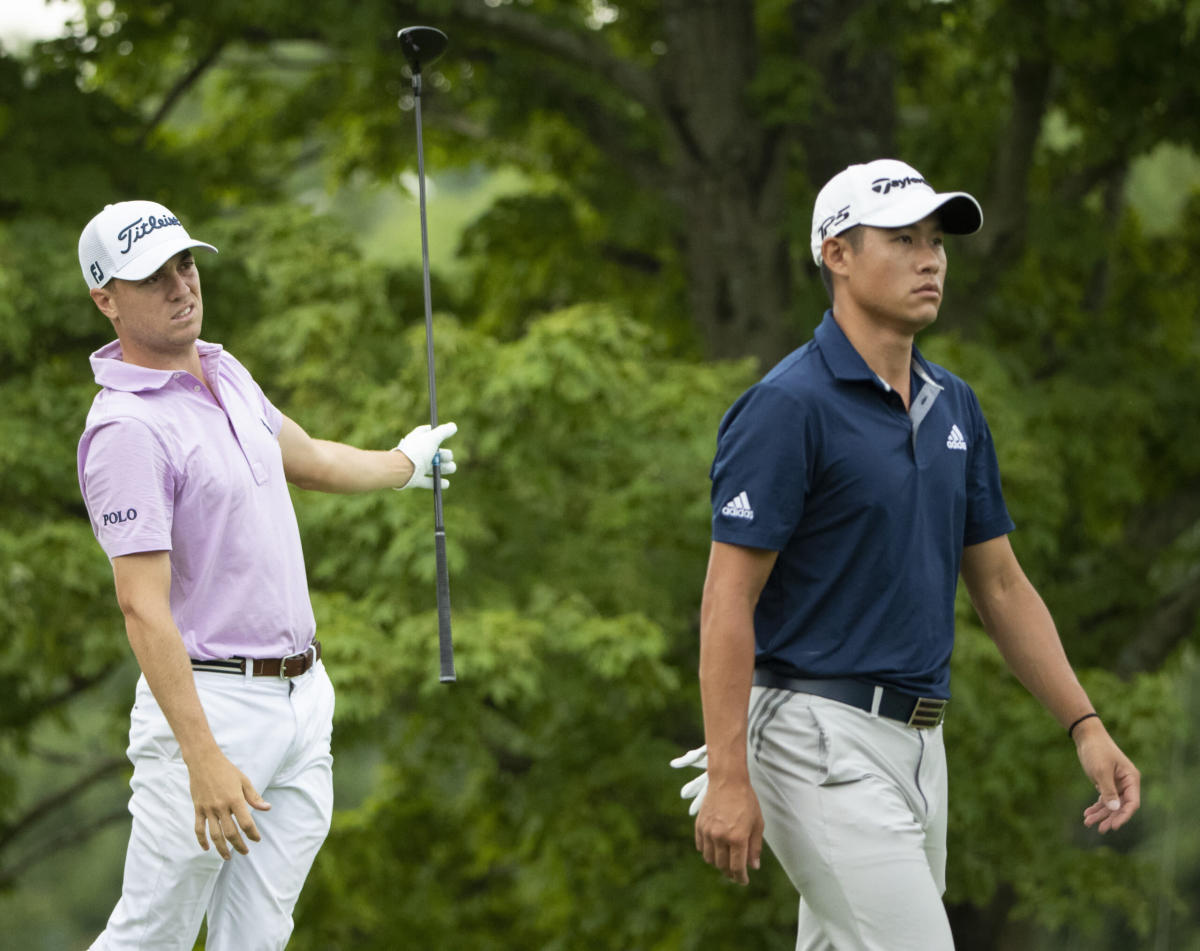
[
  {"xmin": 434, "ymin": 526, "xmax": 454, "ymax": 681},
  {"xmin": 431, "ymin": 463, "xmax": 454, "ymax": 682}
]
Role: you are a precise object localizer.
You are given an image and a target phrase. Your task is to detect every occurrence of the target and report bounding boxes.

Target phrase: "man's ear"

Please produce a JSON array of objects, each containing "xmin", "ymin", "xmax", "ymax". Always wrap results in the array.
[
  {"xmin": 90, "ymin": 285, "xmax": 118, "ymax": 323},
  {"xmin": 822, "ymin": 235, "xmax": 853, "ymax": 278}
]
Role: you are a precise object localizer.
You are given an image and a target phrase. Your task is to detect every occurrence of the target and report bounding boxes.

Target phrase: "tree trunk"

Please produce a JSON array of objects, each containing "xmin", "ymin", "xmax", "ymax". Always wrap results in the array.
[
  {"xmin": 793, "ymin": 0, "xmax": 897, "ymax": 183},
  {"xmin": 657, "ymin": 0, "xmax": 794, "ymax": 367},
  {"xmin": 655, "ymin": 0, "xmax": 898, "ymax": 367}
]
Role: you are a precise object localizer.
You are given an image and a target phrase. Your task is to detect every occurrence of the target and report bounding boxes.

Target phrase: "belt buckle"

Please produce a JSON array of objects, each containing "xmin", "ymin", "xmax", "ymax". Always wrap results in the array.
[
  {"xmin": 906, "ymin": 697, "xmax": 946, "ymax": 729},
  {"xmin": 279, "ymin": 643, "xmax": 316, "ymax": 679}
]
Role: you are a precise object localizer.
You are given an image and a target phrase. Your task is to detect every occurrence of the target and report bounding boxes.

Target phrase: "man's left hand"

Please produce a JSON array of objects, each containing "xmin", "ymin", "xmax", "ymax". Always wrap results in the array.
[
  {"xmin": 1074, "ymin": 718, "xmax": 1141, "ymax": 833},
  {"xmin": 394, "ymin": 422, "xmax": 457, "ymax": 490}
]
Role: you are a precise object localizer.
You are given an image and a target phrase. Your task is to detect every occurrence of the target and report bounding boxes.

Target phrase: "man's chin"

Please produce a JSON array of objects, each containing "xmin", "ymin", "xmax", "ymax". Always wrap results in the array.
[
  {"xmin": 910, "ymin": 307, "xmax": 939, "ymax": 332},
  {"xmin": 173, "ymin": 319, "xmax": 202, "ymax": 341}
]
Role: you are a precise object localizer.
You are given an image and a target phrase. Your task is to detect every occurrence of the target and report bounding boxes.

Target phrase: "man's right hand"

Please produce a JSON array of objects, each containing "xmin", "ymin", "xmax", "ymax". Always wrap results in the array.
[
  {"xmin": 694, "ymin": 774, "xmax": 764, "ymax": 885},
  {"xmin": 187, "ymin": 748, "xmax": 272, "ymax": 860}
]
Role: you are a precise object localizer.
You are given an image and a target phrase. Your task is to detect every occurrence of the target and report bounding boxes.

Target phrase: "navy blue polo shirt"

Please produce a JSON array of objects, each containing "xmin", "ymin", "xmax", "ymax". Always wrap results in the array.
[{"xmin": 710, "ymin": 311, "xmax": 1015, "ymax": 698}]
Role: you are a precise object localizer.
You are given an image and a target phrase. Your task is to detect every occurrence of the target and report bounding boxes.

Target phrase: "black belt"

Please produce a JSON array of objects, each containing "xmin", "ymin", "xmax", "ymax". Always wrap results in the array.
[
  {"xmin": 753, "ymin": 668, "xmax": 947, "ymax": 729},
  {"xmin": 191, "ymin": 640, "xmax": 322, "ymax": 679}
]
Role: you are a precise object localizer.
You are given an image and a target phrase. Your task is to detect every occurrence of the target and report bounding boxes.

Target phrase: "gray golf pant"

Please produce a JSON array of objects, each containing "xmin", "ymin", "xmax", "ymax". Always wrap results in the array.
[{"xmin": 747, "ymin": 685, "xmax": 954, "ymax": 951}]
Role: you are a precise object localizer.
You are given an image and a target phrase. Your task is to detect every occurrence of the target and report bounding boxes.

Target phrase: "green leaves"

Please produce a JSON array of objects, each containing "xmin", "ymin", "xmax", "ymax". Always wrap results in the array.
[
  {"xmin": 4, "ymin": 0, "xmax": 1200, "ymax": 945},
  {"xmin": 947, "ymin": 622, "xmax": 1173, "ymax": 939}
]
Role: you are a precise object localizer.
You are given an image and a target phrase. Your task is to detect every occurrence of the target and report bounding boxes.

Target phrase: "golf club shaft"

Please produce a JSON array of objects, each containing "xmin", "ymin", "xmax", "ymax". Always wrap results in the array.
[{"xmin": 413, "ymin": 72, "xmax": 456, "ymax": 683}]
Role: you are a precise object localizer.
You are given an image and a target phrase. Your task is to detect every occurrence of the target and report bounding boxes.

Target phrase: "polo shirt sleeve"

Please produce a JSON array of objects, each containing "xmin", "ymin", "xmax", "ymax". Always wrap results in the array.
[
  {"xmin": 79, "ymin": 418, "xmax": 175, "ymax": 558},
  {"xmin": 962, "ymin": 391, "xmax": 1016, "ymax": 546},
  {"xmin": 710, "ymin": 382, "xmax": 811, "ymax": 551}
]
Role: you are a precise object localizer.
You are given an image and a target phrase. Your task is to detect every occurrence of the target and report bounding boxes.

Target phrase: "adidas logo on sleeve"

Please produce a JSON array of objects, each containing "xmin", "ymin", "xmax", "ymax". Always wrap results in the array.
[
  {"xmin": 946, "ymin": 425, "xmax": 967, "ymax": 450},
  {"xmin": 721, "ymin": 491, "xmax": 755, "ymax": 520}
]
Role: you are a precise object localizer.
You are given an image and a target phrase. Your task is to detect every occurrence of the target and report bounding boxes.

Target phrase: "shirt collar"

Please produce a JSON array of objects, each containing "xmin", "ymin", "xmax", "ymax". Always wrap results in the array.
[
  {"xmin": 911, "ymin": 347, "xmax": 942, "ymax": 388},
  {"xmin": 89, "ymin": 339, "xmax": 224, "ymax": 393},
  {"xmin": 813, "ymin": 309, "xmax": 944, "ymax": 390},
  {"xmin": 813, "ymin": 310, "xmax": 880, "ymax": 385}
]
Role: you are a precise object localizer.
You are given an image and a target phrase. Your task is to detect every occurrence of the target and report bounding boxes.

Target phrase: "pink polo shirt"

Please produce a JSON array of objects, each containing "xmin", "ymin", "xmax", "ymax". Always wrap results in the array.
[{"xmin": 77, "ymin": 339, "xmax": 316, "ymax": 660}]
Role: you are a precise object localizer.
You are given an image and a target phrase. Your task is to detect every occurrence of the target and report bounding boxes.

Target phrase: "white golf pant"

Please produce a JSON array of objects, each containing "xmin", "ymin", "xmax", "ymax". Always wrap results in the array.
[
  {"xmin": 747, "ymin": 684, "xmax": 954, "ymax": 951},
  {"xmin": 91, "ymin": 661, "xmax": 335, "ymax": 951}
]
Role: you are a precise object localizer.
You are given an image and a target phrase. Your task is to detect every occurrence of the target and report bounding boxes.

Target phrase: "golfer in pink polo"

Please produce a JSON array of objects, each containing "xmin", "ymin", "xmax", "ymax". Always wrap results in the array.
[{"xmin": 77, "ymin": 200, "xmax": 457, "ymax": 950}]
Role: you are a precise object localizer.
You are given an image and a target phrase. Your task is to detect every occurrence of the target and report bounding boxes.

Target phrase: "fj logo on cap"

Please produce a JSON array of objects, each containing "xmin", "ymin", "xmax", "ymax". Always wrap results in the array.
[{"xmin": 89, "ymin": 262, "xmax": 105, "ymax": 284}]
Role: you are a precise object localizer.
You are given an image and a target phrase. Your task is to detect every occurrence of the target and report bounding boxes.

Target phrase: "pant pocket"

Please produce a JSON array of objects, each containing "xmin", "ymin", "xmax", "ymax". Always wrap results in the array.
[
  {"xmin": 808, "ymin": 701, "xmax": 875, "ymax": 787},
  {"xmin": 127, "ymin": 680, "xmax": 184, "ymax": 763}
]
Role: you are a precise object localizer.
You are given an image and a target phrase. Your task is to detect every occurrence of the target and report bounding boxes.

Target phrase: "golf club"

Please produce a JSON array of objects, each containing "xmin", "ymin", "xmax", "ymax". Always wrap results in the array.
[{"xmin": 398, "ymin": 25, "xmax": 455, "ymax": 683}]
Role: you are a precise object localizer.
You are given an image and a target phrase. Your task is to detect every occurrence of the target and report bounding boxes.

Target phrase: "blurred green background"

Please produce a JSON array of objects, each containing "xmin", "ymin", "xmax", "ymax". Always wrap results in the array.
[{"xmin": 3, "ymin": 1, "xmax": 1200, "ymax": 948}]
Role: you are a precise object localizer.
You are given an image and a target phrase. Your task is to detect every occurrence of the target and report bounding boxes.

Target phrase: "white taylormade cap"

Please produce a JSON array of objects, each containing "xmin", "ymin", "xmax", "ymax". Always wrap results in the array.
[
  {"xmin": 810, "ymin": 159, "xmax": 982, "ymax": 266},
  {"xmin": 78, "ymin": 200, "xmax": 218, "ymax": 290}
]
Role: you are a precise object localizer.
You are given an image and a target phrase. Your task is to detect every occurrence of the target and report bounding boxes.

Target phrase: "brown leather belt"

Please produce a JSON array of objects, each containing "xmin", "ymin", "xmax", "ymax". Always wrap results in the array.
[{"xmin": 191, "ymin": 640, "xmax": 322, "ymax": 679}]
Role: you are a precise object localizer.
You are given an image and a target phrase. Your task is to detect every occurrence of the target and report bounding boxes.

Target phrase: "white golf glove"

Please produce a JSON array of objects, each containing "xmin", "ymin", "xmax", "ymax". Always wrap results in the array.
[
  {"xmin": 393, "ymin": 422, "xmax": 457, "ymax": 490},
  {"xmin": 669, "ymin": 744, "xmax": 709, "ymax": 816}
]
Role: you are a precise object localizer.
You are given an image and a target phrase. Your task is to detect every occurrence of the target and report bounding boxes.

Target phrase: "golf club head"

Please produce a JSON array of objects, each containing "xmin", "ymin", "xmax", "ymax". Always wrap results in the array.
[{"xmin": 397, "ymin": 26, "xmax": 448, "ymax": 74}]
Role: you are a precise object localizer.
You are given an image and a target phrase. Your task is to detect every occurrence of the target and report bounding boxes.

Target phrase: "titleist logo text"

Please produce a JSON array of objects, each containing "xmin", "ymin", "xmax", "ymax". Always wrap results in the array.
[{"xmin": 115, "ymin": 215, "xmax": 182, "ymax": 255}]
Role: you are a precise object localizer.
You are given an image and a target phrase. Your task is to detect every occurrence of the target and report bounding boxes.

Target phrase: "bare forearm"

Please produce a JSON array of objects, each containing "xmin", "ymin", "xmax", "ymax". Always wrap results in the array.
[
  {"xmin": 698, "ymin": 545, "xmax": 769, "ymax": 782},
  {"xmin": 973, "ymin": 576, "xmax": 1095, "ymax": 729},
  {"xmin": 699, "ymin": 617, "xmax": 756, "ymax": 781},
  {"xmin": 961, "ymin": 537, "xmax": 1141, "ymax": 831},
  {"xmin": 286, "ymin": 440, "xmax": 412, "ymax": 493},
  {"xmin": 698, "ymin": 543, "xmax": 777, "ymax": 779},
  {"xmin": 693, "ymin": 542, "xmax": 773, "ymax": 884},
  {"xmin": 112, "ymin": 551, "xmax": 271, "ymax": 855},
  {"xmin": 124, "ymin": 609, "xmax": 222, "ymax": 764},
  {"xmin": 962, "ymin": 537, "xmax": 1097, "ymax": 729}
]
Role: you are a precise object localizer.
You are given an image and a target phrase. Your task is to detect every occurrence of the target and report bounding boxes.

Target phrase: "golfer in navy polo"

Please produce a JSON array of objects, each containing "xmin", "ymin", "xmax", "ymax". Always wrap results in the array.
[{"xmin": 673, "ymin": 160, "xmax": 1141, "ymax": 950}]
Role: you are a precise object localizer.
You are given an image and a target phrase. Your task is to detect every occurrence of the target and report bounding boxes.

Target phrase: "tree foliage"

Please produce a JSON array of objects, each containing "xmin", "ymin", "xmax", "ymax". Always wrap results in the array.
[{"xmin": 2, "ymin": 1, "xmax": 1200, "ymax": 948}]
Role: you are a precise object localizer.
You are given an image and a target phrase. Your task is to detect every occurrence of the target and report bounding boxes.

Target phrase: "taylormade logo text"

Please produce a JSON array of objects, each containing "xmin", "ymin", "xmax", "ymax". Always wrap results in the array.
[
  {"xmin": 115, "ymin": 214, "xmax": 182, "ymax": 255},
  {"xmin": 870, "ymin": 175, "xmax": 928, "ymax": 195}
]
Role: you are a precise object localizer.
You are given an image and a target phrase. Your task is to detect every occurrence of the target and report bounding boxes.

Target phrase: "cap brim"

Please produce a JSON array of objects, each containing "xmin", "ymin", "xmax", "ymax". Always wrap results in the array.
[
  {"xmin": 111, "ymin": 238, "xmax": 218, "ymax": 281},
  {"xmin": 861, "ymin": 191, "xmax": 983, "ymax": 235}
]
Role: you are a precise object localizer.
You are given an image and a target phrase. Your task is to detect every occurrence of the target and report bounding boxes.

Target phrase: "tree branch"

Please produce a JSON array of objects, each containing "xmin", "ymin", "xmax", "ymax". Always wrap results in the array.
[
  {"xmin": 1, "ymin": 663, "xmax": 121, "ymax": 731},
  {"xmin": 432, "ymin": 0, "xmax": 665, "ymax": 121},
  {"xmin": 795, "ymin": 0, "xmax": 896, "ymax": 182},
  {"xmin": 1079, "ymin": 485, "xmax": 1200, "ymax": 675},
  {"xmin": 0, "ymin": 756, "xmax": 128, "ymax": 854},
  {"xmin": 1114, "ymin": 579, "xmax": 1200, "ymax": 677},
  {"xmin": 138, "ymin": 39, "xmax": 228, "ymax": 145},
  {"xmin": 0, "ymin": 806, "xmax": 129, "ymax": 891},
  {"xmin": 976, "ymin": 54, "xmax": 1053, "ymax": 266}
]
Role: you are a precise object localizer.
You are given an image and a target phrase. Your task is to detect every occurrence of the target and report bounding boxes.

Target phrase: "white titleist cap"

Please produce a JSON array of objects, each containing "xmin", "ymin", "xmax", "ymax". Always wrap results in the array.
[
  {"xmin": 810, "ymin": 159, "xmax": 982, "ymax": 266},
  {"xmin": 78, "ymin": 200, "xmax": 218, "ymax": 290}
]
